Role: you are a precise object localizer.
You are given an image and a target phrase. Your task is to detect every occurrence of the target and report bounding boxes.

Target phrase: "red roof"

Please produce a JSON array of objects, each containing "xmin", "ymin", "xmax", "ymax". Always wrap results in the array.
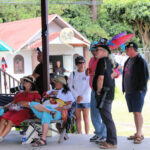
[
  {"xmin": 30, "ymin": 32, "xmax": 60, "ymax": 48},
  {"xmin": 0, "ymin": 14, "xmax": 57, "ymax": 51}
]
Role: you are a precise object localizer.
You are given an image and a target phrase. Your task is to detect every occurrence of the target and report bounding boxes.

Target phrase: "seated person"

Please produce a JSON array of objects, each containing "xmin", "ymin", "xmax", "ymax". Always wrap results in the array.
[
  {"xmin": 0, "ymin": 75, "xmax": 41, "ymax": 142},
  {"xmin": 21, "ymin": 75, "xmax": 75, "ymax": 147}
]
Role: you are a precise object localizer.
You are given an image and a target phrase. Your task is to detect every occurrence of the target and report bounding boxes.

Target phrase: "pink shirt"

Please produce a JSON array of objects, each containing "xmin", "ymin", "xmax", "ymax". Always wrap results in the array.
[{"xmin": 89, "ymin": 56, "xmax": 99, "ymax": 89}]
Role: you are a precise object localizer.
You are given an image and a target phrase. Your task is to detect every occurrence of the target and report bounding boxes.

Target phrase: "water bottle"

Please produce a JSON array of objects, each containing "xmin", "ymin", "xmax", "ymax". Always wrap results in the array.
[{"xmin": 22, "ymin": 132, "xmax": 27, "ymax": 144}]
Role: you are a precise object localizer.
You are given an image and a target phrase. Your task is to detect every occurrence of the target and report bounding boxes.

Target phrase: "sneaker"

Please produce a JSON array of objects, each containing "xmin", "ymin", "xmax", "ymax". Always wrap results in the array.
[
  {"xmin": 95, "ymin": 137, "xmax": 106, "ymax": 144},
  {"xmin": 90, "ymin": 135, "xmax": 99, "ymax": 142}
]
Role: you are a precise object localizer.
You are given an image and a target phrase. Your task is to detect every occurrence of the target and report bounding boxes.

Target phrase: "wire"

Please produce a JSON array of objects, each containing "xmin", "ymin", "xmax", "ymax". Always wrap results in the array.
[{"xmin": 0, "ymin": 0, "xmax": 102, "ymax": 5}]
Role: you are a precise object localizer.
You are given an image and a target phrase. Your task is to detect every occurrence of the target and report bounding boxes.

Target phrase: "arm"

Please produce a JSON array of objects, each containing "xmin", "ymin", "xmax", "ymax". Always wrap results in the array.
[{"xmin": 97, "ymin": 75, "xmax": 104, "ymax": 95}]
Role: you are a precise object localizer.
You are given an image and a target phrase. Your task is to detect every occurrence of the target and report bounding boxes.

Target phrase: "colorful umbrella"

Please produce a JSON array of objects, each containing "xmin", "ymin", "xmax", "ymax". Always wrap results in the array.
[
  {"xmin": 0, "ymin": 40, "xmax": 14, "ymax": 52},
  {"xmin": 108, "ymin": 33, "xmax": 135, "ymax": 50}
]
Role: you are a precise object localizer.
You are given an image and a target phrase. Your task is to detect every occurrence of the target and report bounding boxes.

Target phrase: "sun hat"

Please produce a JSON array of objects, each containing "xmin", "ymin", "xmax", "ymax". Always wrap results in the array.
[
  {"xmin": 21, "ymin": 75, "xmax": 36, "ymax": 85},
  {"xmin": 51, "ymin": 75, "xmax": 67, "ymax": 85}
]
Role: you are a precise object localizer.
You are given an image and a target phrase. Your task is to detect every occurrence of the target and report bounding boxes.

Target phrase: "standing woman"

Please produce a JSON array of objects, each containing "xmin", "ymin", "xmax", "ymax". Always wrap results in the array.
[
  {"xmin": 68, "ymin": 56, "xmax": 91, "ymax": 134},
  {"xmin": 0, "ymin": 76, "xmax": 41, "ymax": 142}
]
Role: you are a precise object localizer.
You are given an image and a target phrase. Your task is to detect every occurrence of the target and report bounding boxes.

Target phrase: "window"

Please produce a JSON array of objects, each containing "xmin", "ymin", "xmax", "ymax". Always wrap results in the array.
[{"xmin": 14, "ymin": 55, "xmax": 24, "ymax": 74}]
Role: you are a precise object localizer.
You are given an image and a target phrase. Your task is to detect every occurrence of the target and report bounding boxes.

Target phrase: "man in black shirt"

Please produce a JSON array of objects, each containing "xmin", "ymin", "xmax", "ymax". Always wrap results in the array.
[
  {"xmin": 33, "ymin": 48, "xmax": 43, "ymax": 96},
  {"xmin": 122, "ymin": 42, "xmax": 149, "ymax": 144},
  {"xmin": 53, "ymin": 60, "xmax": 68, "ymax": 75},
  {"xmin": 92, "ymin": 44, "xmax": 117, "ymax": 149}
]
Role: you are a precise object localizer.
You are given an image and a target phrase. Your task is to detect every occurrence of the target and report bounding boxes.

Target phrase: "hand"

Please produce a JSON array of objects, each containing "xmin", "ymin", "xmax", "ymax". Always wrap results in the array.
[
  {"xmin": 76, "ymin": 96, "xmax": 83, "ymax": 104},
  {"xmin": 50, "ymin": 91, "xmax": 58, "ymax": 96},
  {"xmin": 17, "ymin": 101, "xmax": 29, "ymax": 107},
  {"xmin": 86, "ymin": 68, "xmax": 91, "ymax": 76}
]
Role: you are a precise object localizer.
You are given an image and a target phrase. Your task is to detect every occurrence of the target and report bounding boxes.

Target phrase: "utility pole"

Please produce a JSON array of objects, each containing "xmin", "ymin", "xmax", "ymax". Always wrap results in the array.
[{"xmin": 41, "ymin": 0, "xmax": 50, "ymax": 91}]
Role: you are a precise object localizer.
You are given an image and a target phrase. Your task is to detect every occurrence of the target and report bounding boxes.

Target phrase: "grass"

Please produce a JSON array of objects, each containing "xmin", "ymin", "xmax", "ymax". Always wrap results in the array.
[{"xmin": 85, "ymin": 86, "xmax": 150, "ymax": 137}]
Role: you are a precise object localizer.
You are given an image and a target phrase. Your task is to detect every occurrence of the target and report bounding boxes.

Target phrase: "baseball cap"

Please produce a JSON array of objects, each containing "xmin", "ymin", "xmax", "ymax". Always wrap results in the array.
[
  {"xmin": 125, "ymin": 42, "xmax": 138, "ymax": 51},
  {"xmin": 37, "ymin": 47, "xmax": 43, "ymax": 52},
  {"xmin": 89, "ymin": 41, "xmax": 98, "ymax": 51}
]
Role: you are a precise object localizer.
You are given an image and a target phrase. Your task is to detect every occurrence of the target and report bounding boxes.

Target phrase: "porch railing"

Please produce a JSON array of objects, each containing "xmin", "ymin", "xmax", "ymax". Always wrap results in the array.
[{"xmin": 0, "ymin": 68, "xmax": 20, "ymax": 95}]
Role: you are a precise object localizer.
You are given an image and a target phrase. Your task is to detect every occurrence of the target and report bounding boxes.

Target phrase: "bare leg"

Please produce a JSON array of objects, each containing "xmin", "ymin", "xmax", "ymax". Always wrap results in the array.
[
  {"xmin": 83, "ymin": 108, "xmax": 90, "ymax": 134},
  {"xmin": 1, "ymin": 120, "xmax": 13, "ymax": 138},
  {"xmin": 0, "ymin": 119, "xmax": 7, "ymax": 135},
  {"xmin": 33, "ymin": 123, "xmax": 49, "ymax": 146},
  {"xmin": 134, "ymin": 112, "xmax": 143, "ymax": 137},
  {"xmin": 75, "ymin": 108, "xmax": 82, "ymax": 134},
  {"xmin": 33, "ymin": 104, "xmax": 52, "ymax": 113},
  {"xmin": 41, "ymin": 123, "xmax": 49, "ymax": 140}
]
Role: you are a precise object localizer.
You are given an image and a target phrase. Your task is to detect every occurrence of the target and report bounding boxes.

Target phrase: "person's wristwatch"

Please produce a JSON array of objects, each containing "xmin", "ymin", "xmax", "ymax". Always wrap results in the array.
[{"xmin": 96, "ymin": 91, "xmax": 101, "ymax": 95}]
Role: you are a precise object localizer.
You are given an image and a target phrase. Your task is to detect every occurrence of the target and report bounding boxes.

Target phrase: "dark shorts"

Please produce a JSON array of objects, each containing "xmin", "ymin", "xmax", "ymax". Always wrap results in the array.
[
  {"xmin": 76, "ymin": 103, "xmax": 90, "ymax": 109},
  {"xmin": 125, "ymin": 91, "xmax": 146, "ymax": 112}
]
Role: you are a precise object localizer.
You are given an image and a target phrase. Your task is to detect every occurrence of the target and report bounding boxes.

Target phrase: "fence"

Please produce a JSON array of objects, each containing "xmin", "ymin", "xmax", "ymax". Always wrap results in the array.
[{"xmin": 0, "ymin": 68, "xmax": 20, "ymax": 95}]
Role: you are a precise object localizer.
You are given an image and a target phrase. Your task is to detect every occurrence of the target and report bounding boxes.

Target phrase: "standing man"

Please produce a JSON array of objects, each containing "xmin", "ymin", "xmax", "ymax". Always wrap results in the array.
[
  {"xmin": 33, "ymin": 47, "xmax": 44, "ymax": 96},
  {"xmin": 53, "ymin": 60, "xmax": 69, "ymax": 75},
  {"xmin": 88, "ymin": 41, "xmax": 106, "ymax": 143},
  {"xmin": 122, "ymin": 42, "xmax": 149, "ymax": 144},
  {"xmin": 92, "ymin": 43, "xmax": 117, "ymax": 149}
]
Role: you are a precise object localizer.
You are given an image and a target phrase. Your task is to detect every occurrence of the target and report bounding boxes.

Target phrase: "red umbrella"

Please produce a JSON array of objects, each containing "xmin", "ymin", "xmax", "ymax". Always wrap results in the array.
[{"xmin": 109, "ymin": 34, "xmax": 135, "ymax": 50}]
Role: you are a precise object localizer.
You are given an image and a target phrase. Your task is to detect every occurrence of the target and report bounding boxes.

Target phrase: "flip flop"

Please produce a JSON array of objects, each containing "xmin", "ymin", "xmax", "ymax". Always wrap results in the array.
[{"xmin": 32, "ymin": 138, "xmax": 47, "ymax": 147}]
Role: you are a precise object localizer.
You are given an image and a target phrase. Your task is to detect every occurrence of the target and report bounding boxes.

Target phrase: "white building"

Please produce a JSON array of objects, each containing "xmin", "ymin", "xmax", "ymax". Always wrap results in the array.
[{"xmin": 0, "ymin": 14, "xmax": 90, "ymax": 81}]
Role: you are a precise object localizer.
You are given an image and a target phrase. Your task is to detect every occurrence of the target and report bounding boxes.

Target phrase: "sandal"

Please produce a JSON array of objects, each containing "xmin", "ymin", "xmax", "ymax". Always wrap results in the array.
[
  {"xmin": 127, "ymin": 134, "xmax": 137, "ymax": 140},
  {"xmin": 134, "ymin": 136, "xmax": 144, "ymax": 144},
  {"xmin": 100, "ymin": 142, "xmax": 117, "ymax": 149},
  {"xmin": 32, "ymin": 138, "xmax": 47, "ymax": 147}
]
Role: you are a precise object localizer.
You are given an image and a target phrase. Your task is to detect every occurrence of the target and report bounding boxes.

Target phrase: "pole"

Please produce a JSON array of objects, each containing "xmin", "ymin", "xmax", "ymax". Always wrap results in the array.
[{"xmin": 41, "ymin": 0, "xmax": 50, "ymax": 91}]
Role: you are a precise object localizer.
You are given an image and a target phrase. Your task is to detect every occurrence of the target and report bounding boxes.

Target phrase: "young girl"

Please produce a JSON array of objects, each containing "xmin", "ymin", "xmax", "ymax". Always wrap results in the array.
[{"xmin": 68, "ymin": 56, "xmax": 91, "ymax": 134}]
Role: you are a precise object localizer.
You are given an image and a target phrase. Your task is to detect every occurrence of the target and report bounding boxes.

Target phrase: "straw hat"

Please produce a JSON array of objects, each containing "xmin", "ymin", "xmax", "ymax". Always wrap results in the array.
[
  {"xmin": 21, "ymin": 75, "xmax": 36, "ymax": 84},
  {"xmin": 51, "ymin": 75, "xmax": 67, "ymax": 85}
]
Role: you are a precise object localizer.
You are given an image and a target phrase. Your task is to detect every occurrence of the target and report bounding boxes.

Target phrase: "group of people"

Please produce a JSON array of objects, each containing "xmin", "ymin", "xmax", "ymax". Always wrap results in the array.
[{"xmin": 0, "ymin": 39, "xmax": 149, "ymax": 149}]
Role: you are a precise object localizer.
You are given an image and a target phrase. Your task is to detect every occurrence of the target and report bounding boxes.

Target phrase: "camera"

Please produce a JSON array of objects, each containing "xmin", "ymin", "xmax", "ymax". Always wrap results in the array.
[{"xmin": 10, "ymin": 85, "xmax": 25, "ymax": 93}]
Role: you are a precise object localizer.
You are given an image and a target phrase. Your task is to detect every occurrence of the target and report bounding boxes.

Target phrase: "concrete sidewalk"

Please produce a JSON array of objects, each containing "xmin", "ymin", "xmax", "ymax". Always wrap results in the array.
[{"xmin": 0, "ymin": 131, "xmax": 150, "ymax": 150}]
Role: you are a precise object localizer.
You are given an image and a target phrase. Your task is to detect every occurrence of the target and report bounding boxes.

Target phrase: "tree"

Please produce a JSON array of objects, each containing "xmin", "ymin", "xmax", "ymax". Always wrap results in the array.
[{"xmin": 104, "ymin": 0, "xmax": 150, "ymax": 50}]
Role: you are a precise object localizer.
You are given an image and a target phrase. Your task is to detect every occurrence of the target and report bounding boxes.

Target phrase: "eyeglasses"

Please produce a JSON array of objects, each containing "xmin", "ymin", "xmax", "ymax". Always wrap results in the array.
[
  {"xmin": 77, "ymin": 62, "xmax": 85, "ymax": 64},
  {"xmin": 96, "ymin": 48, "xmax": 105, "ymax": 52}
]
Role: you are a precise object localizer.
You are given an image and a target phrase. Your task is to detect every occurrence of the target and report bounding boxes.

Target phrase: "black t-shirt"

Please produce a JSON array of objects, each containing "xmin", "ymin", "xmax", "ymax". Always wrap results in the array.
[
  {"xmin": 33, "ymin": 63, "xmax": 43, "ymax": 95},
  {"xmin": 92, "ymin": 57, "xmax": 115, "ymax": 100},
  {"xmin": 53, "ymin": 67, "xmax": 66, "ymax": 75}
]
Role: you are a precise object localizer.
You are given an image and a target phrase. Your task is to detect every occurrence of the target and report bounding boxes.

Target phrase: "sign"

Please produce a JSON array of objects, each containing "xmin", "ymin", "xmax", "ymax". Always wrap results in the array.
[{"xmin": 60, "ymin": 28, "xmax": 74, "ymax": 44}]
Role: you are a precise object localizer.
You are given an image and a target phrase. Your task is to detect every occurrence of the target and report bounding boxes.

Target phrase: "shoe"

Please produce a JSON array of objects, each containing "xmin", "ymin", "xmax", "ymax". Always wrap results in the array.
[
  {"xmin": 100, "ymin": 142, "xmax": 117, "ymax": 149},
  {"xmin": 0, "ymin": 136, "xmax": 4, "ymax": 142},
  {"xmin": 95, "ymin": 137, "xmax": 106, "ymax": 144},
  {"xmin": 90, "ymin": 135, "xmax": 99, "ymax": 142}
]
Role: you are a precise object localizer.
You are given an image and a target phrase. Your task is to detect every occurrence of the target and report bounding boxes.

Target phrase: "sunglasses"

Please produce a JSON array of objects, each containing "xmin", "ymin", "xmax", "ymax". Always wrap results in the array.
[
  {"xmin": 23, "ymin": 79, "xmax": 30, "ymax": 83},
  {"xmin": 77, "ymin": 62, "xmax": 85, "ymax": 64}
]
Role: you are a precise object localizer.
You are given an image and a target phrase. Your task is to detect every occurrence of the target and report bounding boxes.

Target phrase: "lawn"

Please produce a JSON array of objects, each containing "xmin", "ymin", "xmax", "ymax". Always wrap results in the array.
[{"xmin": 87, "ymin": 86, "xmax": 150, "ymax": 137}]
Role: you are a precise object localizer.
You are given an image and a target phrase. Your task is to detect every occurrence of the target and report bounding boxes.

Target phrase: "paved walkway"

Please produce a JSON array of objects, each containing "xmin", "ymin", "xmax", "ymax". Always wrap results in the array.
[{"xmin": 0, "ymin": 132, "xmax": 150, "ymax": 150}]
